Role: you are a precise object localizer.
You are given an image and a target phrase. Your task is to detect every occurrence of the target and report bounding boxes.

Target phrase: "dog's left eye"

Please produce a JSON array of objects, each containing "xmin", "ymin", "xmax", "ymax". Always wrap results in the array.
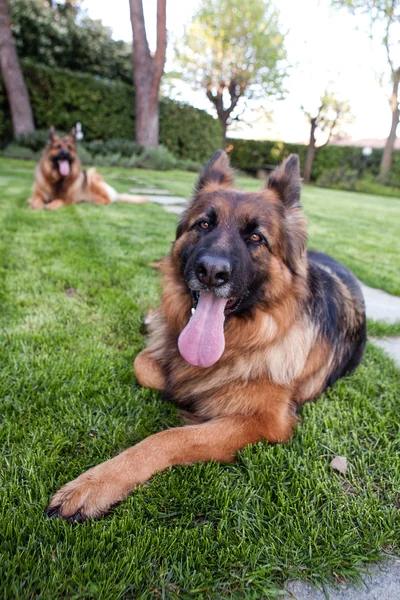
[
  {"xmin": 198, "ymin": 220, "xmax": 210, "ymax": 230},
  {"xmin": 249, "ymin": 232, "xmax": 263, "ymax": 243}
]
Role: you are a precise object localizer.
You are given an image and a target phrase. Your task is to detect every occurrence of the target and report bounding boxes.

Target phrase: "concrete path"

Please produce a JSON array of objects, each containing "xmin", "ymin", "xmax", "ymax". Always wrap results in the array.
[
  {"xmin": 360, "ymin": 282, "xmax": 400, "ymax": 324},
  {"xmin": 285, "ymin": 559, "xmax": 400, "ymax": 599}
]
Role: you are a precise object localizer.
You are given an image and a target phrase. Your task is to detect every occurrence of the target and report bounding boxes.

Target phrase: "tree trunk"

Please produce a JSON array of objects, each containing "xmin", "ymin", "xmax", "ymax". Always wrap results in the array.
[
  {"xmin": 379, "ymin": 68, "xmax": 400, "ymax": 182},
  {"xmin": 303, "ymin": 118, "xmax": 317, "ymax": 184},
  {"xmin": 129, "ymin": 0, "xmax": 166, "ymax": 148},
  {"xmin": 220, "ymin": 118, "xmax": 228, "ymax": 149},
  {"xmin": 0, "ymin": 0, "xmax": 35, "ymax": 136}
]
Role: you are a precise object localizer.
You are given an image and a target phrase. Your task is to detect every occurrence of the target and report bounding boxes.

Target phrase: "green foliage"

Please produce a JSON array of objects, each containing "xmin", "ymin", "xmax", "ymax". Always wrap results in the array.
[
  {"xmin": 15, "ymin": 129, "xmax": 51, "ymax": 151},
  {"xmin": 159, "ymin": 98, "xmax": 221, "ymax": 161},
  {"xmin": 0, "ymin": 143, "xmax": 39, "ymax": 161},
  {"xmin": 17, "ymin": 60, "xmax": 135, "ymax": 141},
  {"xmin": 175, "ymin": 0, "xmax": 286, "ymax": 135},
  {"xmin": 84, "ymin": 139, "xmax": 142, "ymax": 158},
  {"xmin": 8, "ymin": 0, "xmax": 133, "ymax": 83},
  {"xmin": 316, "ymin": 168, "xmax": 359, "ymax": 190},
  {"xmin": 0, "ymin": 62, "xmax": 220, "ymax": 163},
  {"xmin": 228, "ymin": 139, "xmax": 308, "ymax": 172},
  {"xmin": 317, "ymin": 168, "xmax": 400, "ymax": 197},
  {"xmin": 228, "ymin": 138, "xmax": 400, "ymax": 191}
]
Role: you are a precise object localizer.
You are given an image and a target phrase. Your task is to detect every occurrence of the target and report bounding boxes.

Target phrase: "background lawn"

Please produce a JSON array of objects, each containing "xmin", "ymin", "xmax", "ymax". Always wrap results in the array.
[{"xmin": 0, "ymin": 158, "xmax": 399, "ymax": 598}]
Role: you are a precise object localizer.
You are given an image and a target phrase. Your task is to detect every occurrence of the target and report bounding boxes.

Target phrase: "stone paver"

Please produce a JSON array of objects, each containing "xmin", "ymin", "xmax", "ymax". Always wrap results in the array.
[
  {"xmin": 284, "ymin": 559, "xmax": 400, "ymax": 599},
  {"xmin": 359, "ymin": 282, "xmax": 400, "ymax": 324},
  {"xmin": 371, "ymin": 337, "xmax": 400, "ymax": 367},
  {"xmin": 145, "ymin": 194, "xmax": 187, "ymax": 205},
  {"xmin": 129, "ymin": 187, "xmax": 170, "ymax": 195},
  {"xmin": 164, "ymin": 205, "xmax": 186, "ymax": 214}
]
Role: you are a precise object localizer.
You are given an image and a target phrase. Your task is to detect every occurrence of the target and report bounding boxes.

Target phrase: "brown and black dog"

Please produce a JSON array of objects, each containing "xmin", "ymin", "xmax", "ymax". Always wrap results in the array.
[
  {"xmin": 29, "ymin": 127, "xmax": 147, "ymax": 210},
  {"xmin": 47, "ymin": 151, "xmax": 366, "ymax": 521}
]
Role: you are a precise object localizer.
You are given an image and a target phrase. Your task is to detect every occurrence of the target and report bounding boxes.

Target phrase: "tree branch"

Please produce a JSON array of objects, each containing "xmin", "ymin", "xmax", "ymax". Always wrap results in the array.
[
  {"xmin": 154, "ymin": 0, "xmax": 167, "ymax": 80},
  {"xmin": 129, "ymin": 0, "xmax": 151, "ymax": 67}
]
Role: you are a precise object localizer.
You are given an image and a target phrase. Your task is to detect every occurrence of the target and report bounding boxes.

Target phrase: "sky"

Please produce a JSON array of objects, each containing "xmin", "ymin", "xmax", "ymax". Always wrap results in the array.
[{"xmin": 81, "ymin": 0, "xmax": 393, "ymax": 144}]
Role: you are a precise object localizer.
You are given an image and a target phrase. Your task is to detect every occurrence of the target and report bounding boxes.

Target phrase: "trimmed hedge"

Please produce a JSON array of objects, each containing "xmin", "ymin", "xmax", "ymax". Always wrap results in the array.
[
  {"xmin": 0, "ymin": 60, "xmax": 221, "ymax": 162},
  {"xmin": 227, "ymin": 138, "xmax": 400, "ymax": 186}
]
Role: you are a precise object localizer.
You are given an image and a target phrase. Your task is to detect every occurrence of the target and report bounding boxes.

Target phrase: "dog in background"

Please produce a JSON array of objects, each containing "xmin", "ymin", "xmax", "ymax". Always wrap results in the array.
[
  {"xmin": 47, "ymin": 151, "xmax": 366, "ymax": 521},
  {"xmin": 29, "ymin": 127, "xmax": 147, "ymax": 210}
]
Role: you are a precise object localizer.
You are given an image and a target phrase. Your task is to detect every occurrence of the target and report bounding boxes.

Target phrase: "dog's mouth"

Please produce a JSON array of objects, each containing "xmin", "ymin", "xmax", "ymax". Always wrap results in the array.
[
  {"xmin": 52, "ymin": 154, "xmax": 73, "ymax": 176},
  {"xmin": 177, "ymin": 289, "xmax": 243, "ymax": 369},
  {"xmin": 190, "ymin": 290, "xmax": 241, "ymax": 316},
  {"xmin": 58, "ymin": 159, "xmax": 71, "ymax": 176}
]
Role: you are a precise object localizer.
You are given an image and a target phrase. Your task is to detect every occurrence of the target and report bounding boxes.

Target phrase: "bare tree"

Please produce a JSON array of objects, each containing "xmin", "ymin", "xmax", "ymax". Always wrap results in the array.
[
  {"xmin": 129, "ymin": 0, "xmax": 167, "ymax": 147},
  {"xmin": 175, "ymin": 0, "xmax": 286, "ymax": 148},
  {"xmin": 303, "ymin": 92, "xmax": 351, "ymax": 184},
  {"xmin": 0, "ymin": 0, "xmax": 34, "ymax": 135},
  {"xmin": 332, "ymin": 0, "xmax": 400, "ymax": 182}
]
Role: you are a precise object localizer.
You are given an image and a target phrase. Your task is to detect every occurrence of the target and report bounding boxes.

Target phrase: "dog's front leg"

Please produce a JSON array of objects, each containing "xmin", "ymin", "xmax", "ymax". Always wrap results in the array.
[
  {"xmin": 134, "ymin": 349, "xmax": 165, "ymax": 390},
  {"xmin": 28, "ymin": 193, "xmax": 47, "ymax": 210},
  {"xmin": 47, "ymin": 411, "xmax": 292, "ymax": 522}
]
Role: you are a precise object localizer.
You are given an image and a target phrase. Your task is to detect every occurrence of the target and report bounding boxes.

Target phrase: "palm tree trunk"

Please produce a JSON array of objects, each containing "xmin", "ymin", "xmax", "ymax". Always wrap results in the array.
[
  {"xmin": 303, "ymin": 118, "xmax": 317, "ymax": 184},
  {"xmin": 129, "ymin": 0, "xmax": 166, "ymax": 147},
  {"xmin": 379, "ymin": 68, "xmax": 400, "ymax": 182},
  {"xmin": 0, "ymin": 0, "xmax": 35, "ymax": 135}
]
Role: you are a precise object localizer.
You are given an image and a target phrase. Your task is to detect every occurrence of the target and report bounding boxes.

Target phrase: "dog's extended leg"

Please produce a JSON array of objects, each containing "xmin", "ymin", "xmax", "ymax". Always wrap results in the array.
[
  {"xmin": 45, "ymin": 199, "xmax": 67, "ymax": 210},
  {"xmin": 28, "ymin": 194, "xmax": 47, "ymax": 210},
  {"xmin": 134, "ymin": 349, "xmax": 165, "ymax": 391},
  {"xmin": 47, "ymin": 402, "xmax": 295, "ymax": 521}
]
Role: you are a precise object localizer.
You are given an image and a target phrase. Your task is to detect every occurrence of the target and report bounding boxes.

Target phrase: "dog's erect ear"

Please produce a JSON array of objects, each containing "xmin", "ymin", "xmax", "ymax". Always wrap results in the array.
[
  {"xmin": 69, "ymin": 126, "xmax": 76, "ymax": 141},
  {"xmin": 268, "ymin": 155, "xmax": 307, "ymax": 274},
  {"xmin": 48, "ymin": 126, "xmax": 55, "ymax": 141},
  {"xmin": 195, "ymin": 150, "xmax": 234, "ymax": 192},
  {"xmin": 267, "ymin": 154, "xmax": 301, "ymax": 208}
]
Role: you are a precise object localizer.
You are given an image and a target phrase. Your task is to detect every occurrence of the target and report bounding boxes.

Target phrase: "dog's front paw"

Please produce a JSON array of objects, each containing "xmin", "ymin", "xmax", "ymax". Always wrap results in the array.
[
  {"xmin": 46, "ymin": 464, "xmax": 130, "ymax": 522},
  {"xmin": 45, "ymin": 199, "xmax": 65, "ymax": 210}
]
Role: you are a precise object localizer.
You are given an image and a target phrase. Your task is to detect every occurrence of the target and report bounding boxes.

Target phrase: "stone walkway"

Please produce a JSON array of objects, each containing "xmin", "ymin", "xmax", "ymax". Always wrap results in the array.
[
  {"xmin": 139, "ymin": 189, "xmax": 400, "ymax": 597},
  {"xmin": 285, "ymin": 559, "xmax": 400, "ymax": 599}
]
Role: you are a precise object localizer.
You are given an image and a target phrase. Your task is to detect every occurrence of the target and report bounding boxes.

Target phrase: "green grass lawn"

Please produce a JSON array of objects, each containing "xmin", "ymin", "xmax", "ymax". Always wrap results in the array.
[{"xmin": 0, "ymin": 158, "xmax": 399, "ymax": 598}]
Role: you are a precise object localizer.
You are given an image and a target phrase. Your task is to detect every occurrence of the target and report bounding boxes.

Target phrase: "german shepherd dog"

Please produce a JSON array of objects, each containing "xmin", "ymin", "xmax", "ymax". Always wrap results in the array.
[
  {"xmin": 47, "ymin": 151, "xmax": 366, "ymax": 521},
  {"xmin": 29, "ymin": 127, "xmax": 147, "ymax": 210}
]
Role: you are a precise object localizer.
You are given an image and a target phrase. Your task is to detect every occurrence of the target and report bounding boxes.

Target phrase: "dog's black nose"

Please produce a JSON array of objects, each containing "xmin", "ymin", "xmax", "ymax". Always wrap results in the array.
[{"xmin": 195, "ymin": 255, "xmax": 232, "ymax": 287}]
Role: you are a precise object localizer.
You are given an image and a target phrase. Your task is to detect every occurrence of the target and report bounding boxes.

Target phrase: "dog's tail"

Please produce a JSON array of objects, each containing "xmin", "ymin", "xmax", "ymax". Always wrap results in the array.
[
  {"xmin": 102, "ymin": 181, "xmax": 148, "ymax": 204},
  {"xmin": 85, "ymin": 168, "xmax": 148, "ymax": 204},
  {"xmin": 115, "ymin": 192, "xmax": 148, "ymax": 204}
]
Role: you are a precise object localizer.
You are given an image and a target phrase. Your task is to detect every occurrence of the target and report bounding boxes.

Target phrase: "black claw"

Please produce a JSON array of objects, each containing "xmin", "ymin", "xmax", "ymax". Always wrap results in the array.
[
  {"xmin": 67, "ymin": 511, "xmax": 84, "ymax": 524},
  {"xmin": 45, "ymin": 506, "xmax": 60, "ymax": 518}
]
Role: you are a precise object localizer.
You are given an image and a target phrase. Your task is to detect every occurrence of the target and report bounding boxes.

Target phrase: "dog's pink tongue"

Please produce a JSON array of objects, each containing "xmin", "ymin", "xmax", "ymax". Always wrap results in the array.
[
  {"xmin": 178, "ymin": 291, "xmax": 228, "ymax": 368},
  {"xmin": 59, "ymin": 160, "xmax": 70, "ymax": 176}
]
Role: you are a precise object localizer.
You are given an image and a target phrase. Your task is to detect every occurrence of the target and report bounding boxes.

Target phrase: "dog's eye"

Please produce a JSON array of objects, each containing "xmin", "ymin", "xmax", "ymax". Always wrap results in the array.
[
  {"xmin": 250, "ymin": 232, "xmax": 263, "ymax": 243},
  {"xmin": 67, "ymin": 145, "xmax": 72, "ymax": 151},
  {"xmin": 56, "ymin": 144, "xmax": 62, "ymax": 150},
  {"xmin": 198, "ymin": 220, "xmax": 210, "ymax": 230}
]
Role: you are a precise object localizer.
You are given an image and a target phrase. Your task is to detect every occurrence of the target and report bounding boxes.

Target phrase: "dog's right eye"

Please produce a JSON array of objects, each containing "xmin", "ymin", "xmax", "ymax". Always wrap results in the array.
[
  {"xmin": 56, "ymin": 144, "xmax": 62, "ymax": 149},
  {"xmin": 197, "ymin": 220, "xmax": 210, "ymax": 230}
]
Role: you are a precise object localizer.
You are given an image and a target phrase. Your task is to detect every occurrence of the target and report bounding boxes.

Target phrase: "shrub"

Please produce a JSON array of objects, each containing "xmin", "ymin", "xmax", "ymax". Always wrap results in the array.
[
  {"xmin": 227, "ymin": 138, "xmax": 400, "ymax": 187},
  {"xmin": 0, "ymin": 61, "xmax": 221, "ymax": 162},
  {"xmin": 159, "ymin": 99, "xmax": 221, "ymax": 162},
  {"xmin": 84, "ymin": 139, "xmax": 143, "ymax": 157},
  {"xmin": 15, "ymin": 129, "xmax": 51, "ymax": 152},
  {"xmin": 316, "ymin": 168, "xmax": 359, "ymax": 191},
  {"xmin": 134, "ymin": 146, "xmax": 178, "ymax": 171},
  {"xmin": 1, "ymin": 144, "xmax": 39, "ymax": 160}
]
